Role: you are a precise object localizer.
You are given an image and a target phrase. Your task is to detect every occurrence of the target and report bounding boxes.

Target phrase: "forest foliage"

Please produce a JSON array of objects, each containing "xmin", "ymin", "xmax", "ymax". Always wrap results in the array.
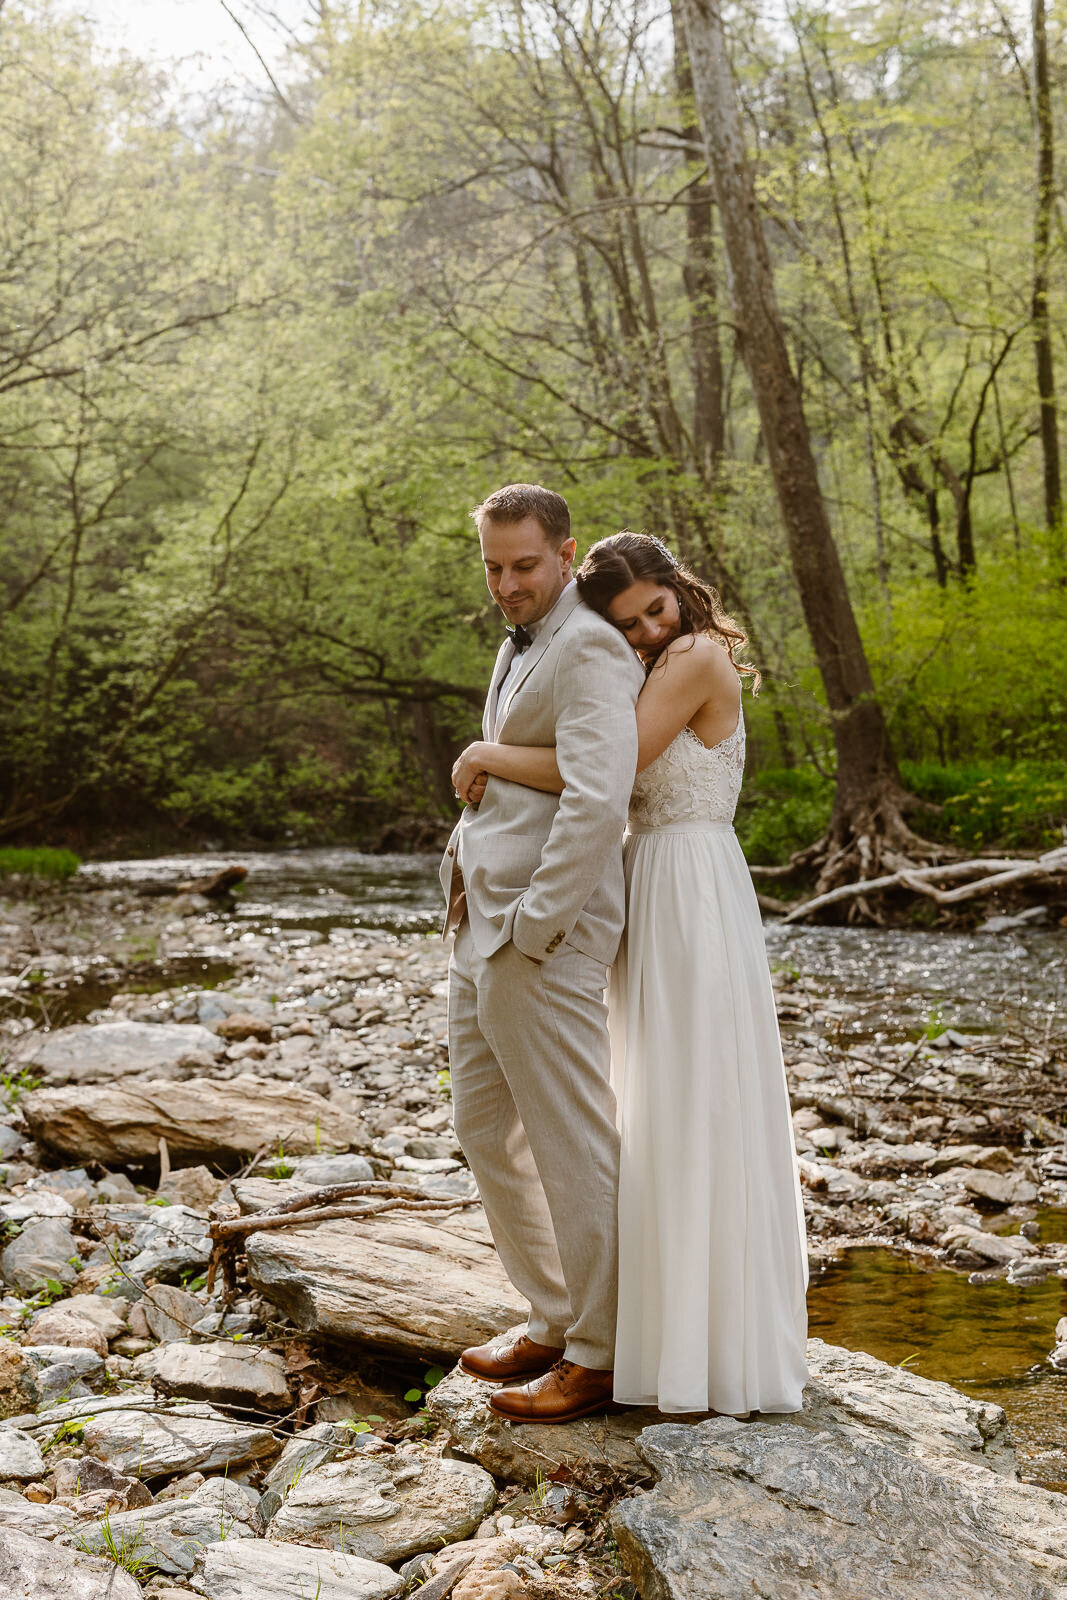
[{"xmin": 1, "ymin": 0, "xmax": 1064, "ymax": 855}]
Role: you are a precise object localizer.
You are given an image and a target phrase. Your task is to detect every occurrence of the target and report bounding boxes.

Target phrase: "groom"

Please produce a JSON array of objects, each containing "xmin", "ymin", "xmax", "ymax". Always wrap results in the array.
[{"xmin": 441, "ymin": 483, "xmax": 643, "ymax": 1423}]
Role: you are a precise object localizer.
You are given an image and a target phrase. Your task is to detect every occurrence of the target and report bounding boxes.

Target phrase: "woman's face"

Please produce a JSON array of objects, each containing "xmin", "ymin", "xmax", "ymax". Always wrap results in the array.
[{"xmin": 606, "ymin": 579, "xmax": 681, "ymax": 660}]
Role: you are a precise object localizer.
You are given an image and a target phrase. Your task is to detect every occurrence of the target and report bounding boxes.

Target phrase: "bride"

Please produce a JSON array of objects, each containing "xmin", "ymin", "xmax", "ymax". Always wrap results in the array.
[{"xmin": 452, "ymin": 531, "xmax": 808, "ymax": 1416}]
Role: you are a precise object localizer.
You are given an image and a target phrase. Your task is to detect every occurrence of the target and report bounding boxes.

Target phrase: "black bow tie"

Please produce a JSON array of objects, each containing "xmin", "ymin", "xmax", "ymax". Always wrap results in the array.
[{"xmin": 507, "ymin": 624, "xmax": 533, "ymax": 653}]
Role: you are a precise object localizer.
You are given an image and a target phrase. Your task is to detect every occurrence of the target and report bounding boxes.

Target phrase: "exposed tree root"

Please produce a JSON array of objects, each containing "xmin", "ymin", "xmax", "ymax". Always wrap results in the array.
[{"xmin": 783, "ymin": 846, "xmax": 1067, "ymax": 925}]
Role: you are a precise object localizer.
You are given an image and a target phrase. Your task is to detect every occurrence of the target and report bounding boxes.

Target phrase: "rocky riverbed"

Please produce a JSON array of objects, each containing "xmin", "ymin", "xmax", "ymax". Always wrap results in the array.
[{"xmin": 0, "ymin": 870, "xmax": 1066, "ymax": 1597}]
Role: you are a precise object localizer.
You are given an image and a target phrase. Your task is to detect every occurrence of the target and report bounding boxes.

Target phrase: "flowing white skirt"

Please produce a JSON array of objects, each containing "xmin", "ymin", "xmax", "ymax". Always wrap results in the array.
[{"xmin": 611, "ymin": 821, "xmax": 808, "ymax": 1415}]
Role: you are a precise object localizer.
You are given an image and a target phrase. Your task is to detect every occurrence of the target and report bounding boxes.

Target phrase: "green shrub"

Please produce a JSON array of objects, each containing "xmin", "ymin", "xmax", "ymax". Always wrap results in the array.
[
  {"xmin": 735, "ymin": 767, "xmax": 833, "ymax": 865},
  {"xmin": 0, "ymin": 848, "xmax": 80, "ymax": 881},
  {"xmin": 903, "ymin": 759, "xmax": 1067, "ymax": 851}
]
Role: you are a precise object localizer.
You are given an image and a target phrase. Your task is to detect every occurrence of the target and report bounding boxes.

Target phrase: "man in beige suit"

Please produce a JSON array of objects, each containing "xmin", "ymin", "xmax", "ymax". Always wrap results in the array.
[{"xmin": 440, "ymin": 483, "xmax": 643, "ymax": 1423}]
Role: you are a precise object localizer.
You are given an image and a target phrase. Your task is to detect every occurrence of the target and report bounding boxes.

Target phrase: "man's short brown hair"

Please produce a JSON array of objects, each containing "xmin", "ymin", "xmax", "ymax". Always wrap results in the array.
[{"xmin": 471, "ymin": 483, "xmax": 571, "ymax": 546}]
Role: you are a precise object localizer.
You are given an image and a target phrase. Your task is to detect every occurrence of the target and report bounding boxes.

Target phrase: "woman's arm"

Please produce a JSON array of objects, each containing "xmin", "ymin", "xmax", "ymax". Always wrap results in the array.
[
  {"xmin": 634, "ymin": 635, "xmax": 740, "ymax": 770},
  {"xmin": 452, "ymin": 740, "xmax": 563, "ymax": 804}
]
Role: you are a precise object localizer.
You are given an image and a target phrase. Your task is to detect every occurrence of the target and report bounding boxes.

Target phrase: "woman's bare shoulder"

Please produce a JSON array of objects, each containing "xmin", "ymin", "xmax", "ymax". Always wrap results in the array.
[{"xmin": 660, "ymin": 631, "xmax": 737, "ymax": 682}]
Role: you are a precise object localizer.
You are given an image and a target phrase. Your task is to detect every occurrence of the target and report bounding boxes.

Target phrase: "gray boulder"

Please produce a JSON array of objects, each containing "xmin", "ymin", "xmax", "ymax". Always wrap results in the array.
[
  {"xmin": 290, "ymin": 1152, "xmax": 375, "ymax": 1184},
  {"xmin": 17, "ymin": 1393, "xmax": 279, "ymax": 1478},
  {"xmin": 142, "ymin": 1282, "xmax": 207, "ymax": 1342},
  {"xmin": 0, "ymin": 1486, "xmax": 74, "ymax": 1539},
  {"xmin": 23, "ymin": 1074, "xmax": 368, "ymax": 1164},
  {"xmin": 132, "ymin": 1341, "xmax": 290, "ymax": 1409},
  {"xmin": 427, "ymin": 1359, "xmax": 658, "ymax": 1486},
  {"xmin": 1, "ymin": 1217, "xmax": 79, "ymax": 1291},
  {"xmin": 0, "ymin": 1527, "xmax": 143, "ymax": 1599},
  {"xmin": 15, "ymin": 1019, "xmax": 225, "ymax": 1085},
  {"xmin": 612, "ymin": 1413, "xmax": 1067, "ymax": 1600},
  {"xmin": 237, "ymin": 1177, "xmax": 524, "ymax": 1360},
  {"xmin": 269, "ymin": 1449, "xmax": 496, "ymax": 1563},
  {"xmin": 191, "ymin": 1539, "xmax": 402, "ymax": 1600},
  {"xmin": 125, "ymin": 1204, "xmax": 211, "ymax": 1279},
  {"xmin": 63, "ymin": 1476, "xmax": 259, "ymax": 1576},
  {"xmin": 0, "ymin": 1428, "xmax": 44, "ymax": 1480}
]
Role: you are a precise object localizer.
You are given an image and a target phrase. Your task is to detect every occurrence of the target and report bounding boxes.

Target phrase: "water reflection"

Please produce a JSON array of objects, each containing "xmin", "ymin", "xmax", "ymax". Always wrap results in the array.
[{"xmin": 808, "ymin": 1247, "xmax": 1067, "ymax": 1490}]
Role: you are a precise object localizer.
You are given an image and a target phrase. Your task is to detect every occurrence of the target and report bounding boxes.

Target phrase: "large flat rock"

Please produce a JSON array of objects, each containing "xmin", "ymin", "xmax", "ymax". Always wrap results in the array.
[
  {"xmin": 427, "ymin": 1361, "xmax": 660, "ymax": 1486},
  {"xmin": 11, "ymin": 1393, "xmax": 279, "ymax": 1479},
  {"xmin": 0, "ymin": 1526, "xmax": 143, "ymax": 1599},
  {"xmin": 191, "ymin": 1539, "xmax": 403, "ymax": 1600},
  {"xmin": 23, "ymin": 1074, "xmax": 368, "ymax": 1164},
  {"xmin": 236, "ymin": 1178, "xmax": 524, "ymax": 1360},
  {"xmin": 59, "ymin": 1477, "xmax": 260, "ymax": 1576},
  {"xmin": 269, "ymin": 1449, "xmax": 496, "ymax": 1563},
  {"xmin": 426, "ymin": 1336, "xmax": 1017, "ymax": 1489},
  {"xmin": 612, "ymin": 1414, "xmax": 1067, "ymax": 1600},
  {"xmin": 15, "ymin": 1019, "xmax": 225, "ymax": 1084}
]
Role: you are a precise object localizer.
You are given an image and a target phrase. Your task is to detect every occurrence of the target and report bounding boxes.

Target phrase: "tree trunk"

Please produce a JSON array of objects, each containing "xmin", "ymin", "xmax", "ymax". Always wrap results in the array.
[
  {"xmin": 1032, "ymin": 0, "xmax": 1063, "ymax": 556},
  {"xmin": 678, "ymin": 0, "xmax": 921, "ymax": 888},
  {"xmin": 672, "ymin": 0, "xmax": 725, "ymax": 480}
]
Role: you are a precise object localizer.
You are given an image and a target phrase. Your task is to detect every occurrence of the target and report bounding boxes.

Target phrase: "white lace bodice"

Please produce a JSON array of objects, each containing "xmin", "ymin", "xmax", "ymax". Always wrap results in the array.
[{"xmin": 628, "ymin": 711, "xmax": 745, "ymax": 830}]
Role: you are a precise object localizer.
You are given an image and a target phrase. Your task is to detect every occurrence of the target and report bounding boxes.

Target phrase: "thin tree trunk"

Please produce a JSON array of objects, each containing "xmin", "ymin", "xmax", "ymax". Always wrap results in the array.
[
  {"xmin": 678, "ymin": 0, "xmax": 915, "ymax": 883},
  {"xmin": 1032, "ymin": 0, "xmax": 1062, "ymax": 555},
  {"xmin": 672, "ymin": 0, "xmax": 725, "ymax": 481}
]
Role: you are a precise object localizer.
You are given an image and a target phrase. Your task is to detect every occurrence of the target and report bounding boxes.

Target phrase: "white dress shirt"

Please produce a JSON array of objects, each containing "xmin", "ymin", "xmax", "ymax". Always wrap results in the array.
[{"xmin": 492, "ymin": 578, "xmax": 576, "ymax": 738}]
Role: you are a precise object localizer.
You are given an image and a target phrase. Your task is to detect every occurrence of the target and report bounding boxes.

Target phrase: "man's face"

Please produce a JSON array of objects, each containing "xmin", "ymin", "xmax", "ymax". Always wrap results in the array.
[{"xmin": 479, "ymin": 515, "xmax": 576, "ymax": 627}]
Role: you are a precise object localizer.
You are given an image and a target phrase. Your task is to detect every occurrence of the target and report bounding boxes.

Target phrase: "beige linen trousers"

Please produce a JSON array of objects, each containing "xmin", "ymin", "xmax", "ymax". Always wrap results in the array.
[{"xmin": 440, "ymin": 586, "xmax": 642, "ymax": 1368}]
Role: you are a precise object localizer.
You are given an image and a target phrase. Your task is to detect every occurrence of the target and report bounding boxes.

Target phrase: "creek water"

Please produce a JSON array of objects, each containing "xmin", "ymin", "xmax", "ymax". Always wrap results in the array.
[{"xmin": 75, "ymin": 847, "xmax": 1067, "ymax": 1486}]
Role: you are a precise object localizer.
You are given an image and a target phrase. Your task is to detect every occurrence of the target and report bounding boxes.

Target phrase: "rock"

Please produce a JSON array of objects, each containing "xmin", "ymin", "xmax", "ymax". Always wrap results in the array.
[
  {"xmin": 269, "ymin": 1450, "xmax": 496, "ymax": 1563},
  {"xmin": 26, "ymin": 1307, "xmax": 108, "ymax": 1357},
  {"xmin": 0, "ymin": 1428, "xmax": 45, "ymax": 1480},
  {"xmin": 132, "ymin": 1341, "xmax": 290, "ymax": 1409},
  {"xmin": 960, "ymin": 1169, "xmax": 1039, "ymax": 1207},
  {"xmin": 290, "ymin": 1153, "xmax": 375, "ymax": 1185},
  {"xmin": 15, "ymin": 1020, "xmax": 225, "ymax": 1085},
  {"xmin": 0, "ymin": 1126, "xmax": 23, "ymax": 1160},
  {"xmin": 611, "ymin": 1411, "xmax": 1067, "ymax": 1600},
  {"xmin": 1, "ymin": 1217, "xmax": 79, "ymax": 1291},
  {"xmin": 427, "ymin": 1362, "xmax": 659, "ymax": 1486},
  {"xmin": 263, "ymin": 1422, "xmax": 353, "ymax": 1494},
  {"xmin": 948, "ymin": 1231, "xmax": 1033, "ymax": 1267},
  {"xmin": 0, "ymin": 1191, "xmax": 74, "ymax": 1222},
  {"xmin": 217, "ymin": 1013, "xmax": 274, "ymax": 1042},
  {"xmin": 0, "ymin": 1485, "xmax": 74, "ymax": 1539},
  {"xmin": 126, "ymin": 1204, "xmax": 212, "ymax": 1280},
  {"xmin": 63, "ymin": 1477, "xmax": 259, "ymax": 1576},
  {"xmin": 53, "ymin": 1455, "xmax": 153, "ymax": 1507},
  {"xmin": 95, "ymin": 1172, "xmax": 142, "ymax": 1204},
  {"xmin": 0, "ymin": 1338, "xmax": 41, "ymax": 1418},
  {"xmin": 142, "ymin": 1282, "xmax": 206, "ymax": 1342},
  {"xmin": 23, "ymin": 1343, "xmax": 104, "ymax": 1379},
  {"xmin": 156, "ymin": 1166, "xmax": 224, "ymax": 1210},
  {"xmin": 21, "ymin": 1393, "xmax": 279, "ymax": 1478},
  {"xmin": 23, "ymin": 1074, "xmax": 368, "ymax": 1164},
  {"xmin": 453, "ymin": 1572, "xmax": 527, "ymax": 1600},
  {"xmin": 237, "ymin": 1178, "xmax": 524, "ymax": 1360},
  {"xmin": 0, "ymin": 1527, "xmax": 143, "ymax": 1599},
  {"xmin": 171, "ymin": 990, "xmax": 275, "ymax": 1029},
  {"xmin": 190, "ymin": 1539, "xmax": 403, "ymax": 1600},
  {"xmin": 36, "ymin": 1293, "xmax": 127, "ymax": 1344},
  {"xmin": 804, "ymin": 1339, "xmax": 1015, "ymax": 1473}
]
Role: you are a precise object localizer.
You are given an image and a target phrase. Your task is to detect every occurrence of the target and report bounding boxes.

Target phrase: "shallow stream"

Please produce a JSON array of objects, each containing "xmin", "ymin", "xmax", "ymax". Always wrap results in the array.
[{"xmin": 72, "ymin": 848, "xmax": 1067, "ymax": 1487}]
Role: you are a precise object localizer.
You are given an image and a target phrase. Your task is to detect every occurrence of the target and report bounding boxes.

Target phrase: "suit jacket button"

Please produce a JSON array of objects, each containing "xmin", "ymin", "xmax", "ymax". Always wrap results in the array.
[{"xmin": 446, "ymin": 846, "xmax": 454, "ymax": 857}]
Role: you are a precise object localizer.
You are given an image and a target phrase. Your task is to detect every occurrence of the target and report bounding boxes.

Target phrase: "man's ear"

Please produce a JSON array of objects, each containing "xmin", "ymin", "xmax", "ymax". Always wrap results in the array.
[{"xmin": 561, "ymin": 537, "xmax": 578, "ymax": 571}]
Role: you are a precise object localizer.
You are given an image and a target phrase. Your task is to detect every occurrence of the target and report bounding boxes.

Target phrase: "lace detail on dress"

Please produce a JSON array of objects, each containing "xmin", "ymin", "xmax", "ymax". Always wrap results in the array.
[{"xmin": 628, "ymin": 712, "xmax": 745, "ymax": 830}]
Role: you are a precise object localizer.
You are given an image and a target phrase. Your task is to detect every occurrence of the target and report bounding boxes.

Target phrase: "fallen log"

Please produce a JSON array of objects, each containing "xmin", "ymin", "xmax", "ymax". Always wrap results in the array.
[{"xmin": 781, "ymin": 849, "xmax": 1065, "ymax": 924}]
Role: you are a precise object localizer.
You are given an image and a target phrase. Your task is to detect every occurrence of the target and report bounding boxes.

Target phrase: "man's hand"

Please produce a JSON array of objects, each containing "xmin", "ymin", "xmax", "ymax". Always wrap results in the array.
[{"xmin": 452, "ymin": 742, "xmax": 491, "ymax": 805}]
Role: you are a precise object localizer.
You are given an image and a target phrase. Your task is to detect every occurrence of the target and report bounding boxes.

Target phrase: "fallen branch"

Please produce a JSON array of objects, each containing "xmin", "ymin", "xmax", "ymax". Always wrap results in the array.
[
  {"xmin": 898, "ymin": 846, "xmax": 1067, "ymax": 906},
  {"xmin": 206, "ymin": 1179, "xmax": 478, "ymax": 1296},
  {"xmin": 781, "ymin": 853, "xmax": 1056, "ymax": 924}
]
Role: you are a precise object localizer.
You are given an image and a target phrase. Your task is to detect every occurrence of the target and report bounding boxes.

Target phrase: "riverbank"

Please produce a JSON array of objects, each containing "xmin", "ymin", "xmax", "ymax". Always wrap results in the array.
[{"xmin": 0, "ymin": 869, "xmax": 1066, "ymax": 1594}]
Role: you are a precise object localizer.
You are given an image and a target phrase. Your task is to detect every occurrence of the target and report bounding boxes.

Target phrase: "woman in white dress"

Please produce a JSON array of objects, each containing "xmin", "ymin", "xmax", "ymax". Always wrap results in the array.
[{"xmin": 455, "ymin": 532, "xmax": 808, "ymax": 1416}]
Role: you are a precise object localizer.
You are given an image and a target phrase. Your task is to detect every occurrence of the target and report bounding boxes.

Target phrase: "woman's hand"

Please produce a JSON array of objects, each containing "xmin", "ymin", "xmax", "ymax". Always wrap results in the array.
[{"xmin": 452, "ymin": 742, "xmax": 492, "ymax": 805}]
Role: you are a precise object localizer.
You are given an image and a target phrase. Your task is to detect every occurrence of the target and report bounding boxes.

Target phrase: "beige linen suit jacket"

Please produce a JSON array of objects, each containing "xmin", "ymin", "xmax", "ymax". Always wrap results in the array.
[{"xmin": 440, "ymin": 585, "xmax": 643, "ymax": 963}]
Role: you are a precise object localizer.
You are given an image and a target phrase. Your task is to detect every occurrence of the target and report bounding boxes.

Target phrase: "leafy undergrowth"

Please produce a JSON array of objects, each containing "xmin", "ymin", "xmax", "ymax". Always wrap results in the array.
[{"xmin": 735, "ymin": 760, "xmax": 1067, "ymax": 868}]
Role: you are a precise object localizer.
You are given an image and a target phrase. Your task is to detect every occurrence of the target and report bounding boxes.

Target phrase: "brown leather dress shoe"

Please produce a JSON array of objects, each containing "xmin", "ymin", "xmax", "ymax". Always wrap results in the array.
[
  {"xmin": 460, "ymin": 1330, "xmax": 565, "ymax": 1383},
  {"xmin": 488, "ymin": 1359, "xmax": 617, "ymax": 1424}
]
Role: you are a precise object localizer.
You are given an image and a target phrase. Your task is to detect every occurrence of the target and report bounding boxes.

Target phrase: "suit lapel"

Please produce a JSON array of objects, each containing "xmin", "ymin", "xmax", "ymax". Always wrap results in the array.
[
  {"xmin": 484, "ymin": 640, "xmax": 513, "ymax": 739},
  {"xmin": 497, "ymin": 585, "xmax": 582, "ymax": 731}
]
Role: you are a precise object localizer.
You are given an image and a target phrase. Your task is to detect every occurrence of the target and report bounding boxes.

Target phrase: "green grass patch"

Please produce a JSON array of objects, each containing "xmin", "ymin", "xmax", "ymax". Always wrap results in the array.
[{"xmin": 0, "ymin": 847, "xmax": 80, "ymax": 881}]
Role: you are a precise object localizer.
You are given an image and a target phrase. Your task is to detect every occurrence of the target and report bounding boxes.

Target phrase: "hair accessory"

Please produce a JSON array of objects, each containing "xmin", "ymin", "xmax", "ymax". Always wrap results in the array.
[{"xmin": 647, "ymin": 535, "xmax": 677, "ymax": 568}]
